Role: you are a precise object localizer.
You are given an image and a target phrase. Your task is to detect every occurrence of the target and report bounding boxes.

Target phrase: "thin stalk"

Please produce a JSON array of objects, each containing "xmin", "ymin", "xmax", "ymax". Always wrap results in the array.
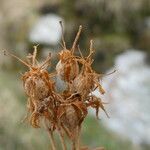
[
  {"xmin": 71, "ymin": 127, "xmax": 81, "ymax": 150},
  {"xmin": 72, "ymin": 141, "xmax": 76, "ymax": 150},
  {"xmin": 76, "ymin": 126, "xmax": 81, "ymax": 150},
  {"xmin": 44, "ymin": 120, "xmax": 57, "ymax": 150},
  {"xmin": 32, "ymin": 45, "xmax": 38, "ymax": 67},
  {"xmin": 58, "ymin": 128, "xmax": 67, "ymax": 150},
  {"xmin": 59, "ymin": 21, "xmax": 67, "ymax": 49},
  {"xmin": 40, "ymin": 53, "xmax": 51, "ymax": 69},
  {"xmin": 3, "ymin": 50, "xmax": 31, "ymax": 68},
  {"xmin": 61, "ymin": 124, "xmax": 72, "ymax": 139},
  {"xmin": 47, "ymin": 127, "xmax": 57, "ymax": 150},
  {"xmin": 71, "ymin": 25, "xmax": 82, "ymax": 54}
]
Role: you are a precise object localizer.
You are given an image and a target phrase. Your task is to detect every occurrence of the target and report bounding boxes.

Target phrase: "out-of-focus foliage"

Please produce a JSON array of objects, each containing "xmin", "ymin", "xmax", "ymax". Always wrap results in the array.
[
  {"xmin": 0, "ymin": 0, "xmax": 149, "ymax": 71},
  {"xmin": 60, "ymin": 0, "xmax": 150, "ymax": 71}
]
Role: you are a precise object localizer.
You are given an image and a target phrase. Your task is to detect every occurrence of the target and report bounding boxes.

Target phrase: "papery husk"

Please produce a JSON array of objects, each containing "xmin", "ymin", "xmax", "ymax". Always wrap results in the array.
[
  {"xmin": 72, "ymin": 73, "xmax": 94, "ymax": 99},
  {"xmin": 57, "ymin": 100, "xmax": 87, "ymax": 140},
  {"xmin": 56, "ymin": 57, "xmax": 79, "ymax": 83},
  {"xmin": 22, "ymin": 70, "xmax": 54, "ymax": 100}
]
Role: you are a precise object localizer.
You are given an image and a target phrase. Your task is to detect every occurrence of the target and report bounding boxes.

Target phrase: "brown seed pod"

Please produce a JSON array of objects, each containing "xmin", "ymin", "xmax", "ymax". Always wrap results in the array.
[
  {"xmin": 4, "ymin": 46, "xmax": 56, "ymax": 128},
  {"xmin": 72, "ymin": 40, "xmax": 105, "ymax": 99},
  {"xmin": 22, "ymin": 69, "xmax": 54, "ymax": 100},
  {"xmin": 56, "ymin": 21, "xmax": 82, "ymax": 83},
  {"xmin": 56, "ymin": 51, "xmax": 79, "ymax": 83},
  {"xmin": 57, "ymin": 98, "xmax": 87, "ymax": 150},
  {"xmin": 57, "ymin": 96, "xmax": 87, "ymax": 138},
  {"xmin": 29, "ymin": 95, "xmax": 57, "ymax": 128},
  {"xmin": 73, "ymin": 71, "xmax": 95, "ymax": 99},
  {"xmin": 59, "ymin": 105, "xmax": 79, "ymax": 133}
]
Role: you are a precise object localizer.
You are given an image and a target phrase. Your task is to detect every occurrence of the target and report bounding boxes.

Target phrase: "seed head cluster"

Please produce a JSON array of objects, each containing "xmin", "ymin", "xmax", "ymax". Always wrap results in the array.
[{"xmin": 4, "ymin": 22, "xmax": 111, "ymax": 150}]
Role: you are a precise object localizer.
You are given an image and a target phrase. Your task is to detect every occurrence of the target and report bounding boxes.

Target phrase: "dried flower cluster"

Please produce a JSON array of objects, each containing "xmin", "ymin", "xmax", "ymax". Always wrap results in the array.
[{"xmin": 4, "ymin": 22, "xmax": 113, "ymax": 150}]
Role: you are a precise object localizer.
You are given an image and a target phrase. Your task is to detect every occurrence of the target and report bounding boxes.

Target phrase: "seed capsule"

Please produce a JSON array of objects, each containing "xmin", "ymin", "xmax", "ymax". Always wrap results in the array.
[
  {"xmin": 56, "ymin": 50, "xmax": 79, "ymax": 82},
  {"xmin": 4, "ymin": 46, "xmax": 56, "ymax": 128},
  {"xmin": 73, "ymin": 73, "xmax": 94, "ymax": 98},
  {"xmin": 72, "ymin": 40, "xmax": 105, "ymax": 99},
  {"xmin": 56, "ymin": 22, "xmax": 82, "ymax": 83},
  {"xmin": 57, "ymin": 94, "xmax": 87, "ymax": 138},
  {"xmin": 23, "ymin": 70, "xmax": 52, "ymax": 100}
]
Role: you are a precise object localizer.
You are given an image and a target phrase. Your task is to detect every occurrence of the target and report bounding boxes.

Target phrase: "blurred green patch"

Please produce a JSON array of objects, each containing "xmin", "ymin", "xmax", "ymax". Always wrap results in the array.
[{"xmin": 81, "ymin": 116, "xmax": 133, "ymax": 150}]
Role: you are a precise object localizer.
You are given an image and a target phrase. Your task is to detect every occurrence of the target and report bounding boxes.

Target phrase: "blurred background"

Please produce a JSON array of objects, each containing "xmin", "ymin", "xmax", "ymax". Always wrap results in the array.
[{"xmin": 0, "ymin": 0, "xmax": 150, "ymax": 150}]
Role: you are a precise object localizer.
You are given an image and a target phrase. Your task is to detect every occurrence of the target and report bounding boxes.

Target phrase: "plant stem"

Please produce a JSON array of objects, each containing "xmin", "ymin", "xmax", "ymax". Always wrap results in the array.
[
  {"xmin": 72, "ymin": 140, "xmax": 76, "ymax": 150},
  {"xmin": 44, "ymin": 119, "xmax": 57, "ymax": 150},
  {"xmin": 58, "ymin": 128, "xmax": 67, "ymax": 150},
  {"xmin": 76, "ymin": 126, "xmax": 81, "ymax": 150},
  {"xmin": 47, "ymin": 128, "xmax": 57, "ymax": 150}
]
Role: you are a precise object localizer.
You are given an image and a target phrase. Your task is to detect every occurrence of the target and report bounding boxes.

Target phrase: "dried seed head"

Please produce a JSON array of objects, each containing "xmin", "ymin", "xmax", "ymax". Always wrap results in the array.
[
  {"xmin": 56, "ymin": 58, "xmax": 79, "ymax": 82},
  {"xmin": 72, "ymin": 73, "xmax": 94, "ymax": 99},
  {"xmin": 4, "ymin": 47, "xmax": 57, "ymax": 128},
  {"xmin": 61, "ymin": 105, "xmax": 80, "ymax": 131},
  {"xmin": 57, "ymin": 96, "xmax": 87, "ymax": 139},
  {"xmin": 4, "ymin": 23, "xmax": 111, "ymax": 150},
  {"xmin": 56, "ymin": 22, "xmax": 82, "ymax": 83},
  {"xmin": 22, "ymin": 52, "xmax": 56, "ymax": 127},
  {"xmin": 19, "ymin": 47, "xmax": 55, "ymax": 100},
  {"xmin": 23, "ymin": 71, "xmax": 50, "ymax": 100},
  {"xmin": 72, "ymin": 40, "xmax": 106, "ymax": 98}
]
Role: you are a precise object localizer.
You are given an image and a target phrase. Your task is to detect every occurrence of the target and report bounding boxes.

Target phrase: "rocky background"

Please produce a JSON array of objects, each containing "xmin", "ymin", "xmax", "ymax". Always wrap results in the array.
[{"xmin": 0, "ymin": 0, "xmax": 150, "ymax": 150}]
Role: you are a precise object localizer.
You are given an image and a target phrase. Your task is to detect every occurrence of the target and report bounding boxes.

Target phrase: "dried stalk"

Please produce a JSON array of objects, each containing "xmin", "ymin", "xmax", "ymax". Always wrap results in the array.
[
  {"xmin": 72, "ymin": 141, "xmax": 76, "ymax": 150},
  {"xmin": 71, "ymin": 25, "xmax": 82, "ymax": 54},
  {"xmin": 57, "ymin": 128, "xmax": 67, "ymax": 150},
  {"xmin": 76, "ymin": 125, "xmax": 81, "ymax": 150},
  {"xmin": 45, "ymin": 124, "xmax": 56, "ymax": 150}
]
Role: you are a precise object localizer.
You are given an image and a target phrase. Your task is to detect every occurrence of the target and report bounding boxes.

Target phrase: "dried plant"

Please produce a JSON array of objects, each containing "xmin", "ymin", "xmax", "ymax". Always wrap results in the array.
[
  {"xmin": 56, "ymin": 21, "xmax": 82, "ymax": 84},
  {"xmin": 4, "ymin": 23, "xmax": 114, "ymax": 150}
]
